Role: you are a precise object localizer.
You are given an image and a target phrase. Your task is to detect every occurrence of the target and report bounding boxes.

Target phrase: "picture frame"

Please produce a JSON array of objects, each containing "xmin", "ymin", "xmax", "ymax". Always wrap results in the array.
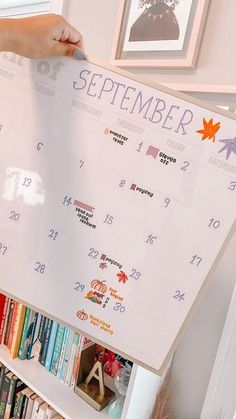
[{"xmin": 110, "ymin": 0, "xmax": 210, "ymax": 68}]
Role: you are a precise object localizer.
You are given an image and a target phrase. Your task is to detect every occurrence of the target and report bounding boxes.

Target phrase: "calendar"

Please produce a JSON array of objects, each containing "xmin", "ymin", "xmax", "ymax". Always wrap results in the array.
[{"xmin": 0, "ymin": 52, "xmax": 235, "ymax": 374}]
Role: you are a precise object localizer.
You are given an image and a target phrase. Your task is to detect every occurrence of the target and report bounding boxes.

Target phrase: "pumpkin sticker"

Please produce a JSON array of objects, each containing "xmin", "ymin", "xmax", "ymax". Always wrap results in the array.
[
  {"xmin": 76, "ymin": 309, "xmax": 88, "ymax": 321},
  {"xmin": 91, "ymin": 279, "xmax": 107, "ymax": 294}
]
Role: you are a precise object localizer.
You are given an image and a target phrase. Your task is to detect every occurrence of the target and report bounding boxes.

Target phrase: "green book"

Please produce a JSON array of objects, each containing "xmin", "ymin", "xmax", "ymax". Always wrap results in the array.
[
  {"xmin": 18, "ymin": 308, "xmax": 34, "ymax": 360},
  {"xmin": 50, "ymin": 324, "xmax": 65, "ymax": 376}
]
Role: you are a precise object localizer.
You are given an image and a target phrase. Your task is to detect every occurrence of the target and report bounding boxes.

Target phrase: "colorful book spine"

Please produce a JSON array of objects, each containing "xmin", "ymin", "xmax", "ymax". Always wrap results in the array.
[
  {"xmin": 39, "ymin": 318, "xmax": 51, "ymax": 366},
  {"xmin": 21, "ymin": 389, "xmax": 34, "ymax": 419},
  {"xmin": 7, "ymin": 302, "xmax": 18, "ymax": 350},
  {"xmin": 50, "ymin": 324, "xmax": 65, "ymax": 376},
  {"xmin": 31, "ymin": 315, "xmax": 45, "ymax": 361},
  {"xmin": 65, "ymin": 333, "xmax": 80, "ymax": 386},
  {"xmin": 59, "ymin": 329, "xmax": 74, "ymax": 383},
  {"xmin": 10, "ymin": 304, "xmax": 26, "ymax": 359},
  {"xmin": 3, "ymin": 300, "xmax": 15, "ymax": 346},
  {"xmin": 12, "ymin": 393, "xmax": 21, "ymax": 419},
  {"xmin": 18, "ymin": 307, "xmax": 31, "ymax": 360},
  {"xmin": 0, "ymin": 366, "xmax": 9, "ymax": 396},
  {"xmin": 4, "ymin": 375, "xmax": 26, "ymax": 419},
  {"xmin": 25, "ymin": 393, "xmax": 37, "ymax": 419},
  {"xmin": 0, "ymin": 294, "xmax": 6, "ymax": 344},
  {"xmin": 0, "ymin": 372, "xmax": 13, "ymax": 418},
  {"xmin": 45, "ymin": 321, "xmax": 58, "ymax": 371},
  {"xmin": 0, "ymin": 297, "xmax": 9, "ymax": 344},
  {"xmin": 56, "ymin": 327, "xmax": 69, "ymax": 380},
  {"xmin": 26, "ymin": 312, "xmax": 39, "ymax": 359},
  {"xmin": 70, "ymin": 335, "xmax": 86, "ymax": 388}
]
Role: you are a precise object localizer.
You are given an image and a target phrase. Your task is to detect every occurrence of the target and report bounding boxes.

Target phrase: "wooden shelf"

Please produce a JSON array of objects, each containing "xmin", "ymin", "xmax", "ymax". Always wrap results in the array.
[{"xmin": 0, "ymin": 345, "xmax": 110, "ymax": 419}]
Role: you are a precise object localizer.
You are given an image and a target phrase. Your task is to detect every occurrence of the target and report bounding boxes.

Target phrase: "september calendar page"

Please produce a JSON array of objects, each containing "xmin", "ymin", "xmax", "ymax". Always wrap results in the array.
[{"xmin": 0, "ymin": 52, "xmax": 235, "ymax": 373}]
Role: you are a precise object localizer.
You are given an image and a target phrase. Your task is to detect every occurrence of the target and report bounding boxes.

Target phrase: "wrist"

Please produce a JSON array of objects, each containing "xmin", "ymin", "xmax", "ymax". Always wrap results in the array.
[{"xmin": 0, "ymin": 18, "xmax": 18, "ymax": 53}]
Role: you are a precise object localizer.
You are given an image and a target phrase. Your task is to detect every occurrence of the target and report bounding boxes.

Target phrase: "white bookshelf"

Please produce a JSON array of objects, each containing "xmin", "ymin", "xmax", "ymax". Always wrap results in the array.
[
  {"xmin": 0, "ymin": 341, "xmax": 161, "ymax": 419},
  {"xmin": 0, "ymin": 344, "xmax": 110, "ymax": 419}
]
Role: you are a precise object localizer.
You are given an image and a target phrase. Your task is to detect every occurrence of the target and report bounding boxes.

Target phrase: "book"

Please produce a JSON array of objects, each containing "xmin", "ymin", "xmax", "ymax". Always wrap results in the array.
[
  {"xmin": 45, "ymin": 321, "xmax": 58, "ymax": 371},
  {"xmin": 65, "ymin": 332, "xmax": 80, "ymax": 386},
  {"xmin": 10, "ymin": 304, "xmax": 26, "ymax": 358},
  {"xmin": 37, "ymin": 402, "xmax": 48, "ymax": 419},
  {"xmin": 31, "ymin": 396, "xmax": 44, "ymax": 419},
  {"xmin": 18, "ymin": 308, "xmax": 35, "ymax": 360},
  {"xmin": 0, "ymin": 295, "xmax": 6, "ymax": 344},
  {"xmin": 4, "ymin": 375, "xmax": 26, "ymax": 419},
  {"xmin": 25, "ymin": 393, "xmax": 37, "ymax": 419},
  {"xmin": 0, "ymin": 294, "xmax": 6, "ymax": 322},
  {"xmin": 59, "ymin": 329, "xmax": 74, "ymax": 383},
  {"xmin": 56, "ymin": 327, "xmax": 69, "ymax": 380},
  {"xmin": 0, "ymin": 366, "xmax": 9, "ymax": 399},
  {"xmin": 0, "ymin": 297, "xmax": 9, "ymax": 344},
  {"xmin": 45, "ymin": 405, "xmax": 57, "ymax": 419},
  {"xmin": 0, "ymin": 372, "xmax": 14, "ymax": 418},
  {"xmin": 31, "ymin": 315, "xmax": 45, "ymax": 361},
  {"xmin": 39, "ymin": 318, "xmax": 52, "ymax": 366},
  {"xmin": 70, "ymin": 336, "xmax": 93, "ymax": 388},
  {"xmin": 15, "ymin": 387, "xmax": 31, "ymax": 419},
  {"xmin": 50, "ymin": 324, "xmax": 65, "ymax": 376},
  {"xmin": 3, "ymin": 299, "xmax": 15, "ymax": 346},
  {"xmin": 21, "ymin": 389, "xmax": 34, "ymax": 419},
  {"xmin": 12, "ymin": 392, "xmax": 21, "ymax": 419},
  {"xmin": 26, "ymin": 312, "xmax": 41, "ymax": 359},
  {"xmin": 35, "ymin": 316, "xmax": 48, "ymax": 362},
  {"xmin": 7, "ymin": 301, "xmax": 19, "ymax": 350}
]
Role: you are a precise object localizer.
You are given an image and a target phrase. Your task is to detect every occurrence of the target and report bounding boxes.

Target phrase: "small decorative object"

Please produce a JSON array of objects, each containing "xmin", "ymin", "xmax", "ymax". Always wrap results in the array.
[
  {"xmin": 116, "ymin": 271, "xmax": 128, "ymax": 283},
  {"xmin": 91, "ymin": 279, "xmax": 108, "ymax": 293},
  {"xmin": 76, "ymin": 309, "xmax": 88, "ymax": 321},
  {"xmin": 110, "ymin": 0, "xmax": 210, "ymax": 68},
  {"xmin": 108, "ymin": 363, "xmax": 132, "ymax": 418},
  {"xmin": 75, "ymin": 344, "xmax": 115, "ymax": 411}
]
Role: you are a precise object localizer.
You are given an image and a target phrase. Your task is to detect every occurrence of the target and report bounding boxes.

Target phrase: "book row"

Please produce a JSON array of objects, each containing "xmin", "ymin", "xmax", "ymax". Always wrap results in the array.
[
  {"xmin": 0, "ymin": 294, "xmax": 133, "ymax": 408},
  {"xmin": 0, "ymin": 362, "xmax": 63, "ymax": 419}
]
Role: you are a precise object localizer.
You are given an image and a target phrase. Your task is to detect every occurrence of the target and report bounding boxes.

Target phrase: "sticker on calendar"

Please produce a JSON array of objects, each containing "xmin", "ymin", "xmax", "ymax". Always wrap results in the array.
[
  {"xmin": 103, "ymin": 127, "xmax": 128, "ymax": 146},
  {"xmin": 145, "ymin": 145, "xmax": 177, "ymax": 166},
  {"xmin": 74, "ymin": 199, "xmax": 97, "ymax": 229},
  {"xmin": 100, "ymin": 253, "xmax": 123, "ymax": 270},
  {"xmin": 89, "ymin": 315, "xmax": 114, "ymax": 336},
  {"xmin": 130, "ymin": 183, "xmax": 154, "ymax": 198}
]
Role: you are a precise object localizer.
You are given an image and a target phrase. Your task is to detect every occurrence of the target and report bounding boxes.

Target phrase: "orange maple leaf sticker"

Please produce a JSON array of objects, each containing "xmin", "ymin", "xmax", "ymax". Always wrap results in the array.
[
  {"xmin": 117, "ymin": 271, "xmax": 128, "ymax": 284},
  {"xmin": 196, "ymin": 118, "xmax": 221, "ymax": 142}
]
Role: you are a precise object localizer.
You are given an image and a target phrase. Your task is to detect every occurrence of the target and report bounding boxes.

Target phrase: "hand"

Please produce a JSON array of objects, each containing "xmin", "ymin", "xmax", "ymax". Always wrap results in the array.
[{"xmin": 0, "ymin": 14, "xmax": 85, "ymax": 59}]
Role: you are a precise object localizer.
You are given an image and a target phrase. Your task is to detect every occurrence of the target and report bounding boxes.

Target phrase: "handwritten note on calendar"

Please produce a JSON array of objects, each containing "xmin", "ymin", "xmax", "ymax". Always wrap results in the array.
[{"xmin": 0, "ymin": 52, "xmax": 235, "ymax": 373}]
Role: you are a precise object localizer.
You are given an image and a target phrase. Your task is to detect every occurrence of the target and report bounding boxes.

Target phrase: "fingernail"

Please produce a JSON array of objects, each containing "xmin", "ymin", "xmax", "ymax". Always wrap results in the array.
[{"xmin": 74, "ymin": 49, "xmax": 86, "ymax": 60}]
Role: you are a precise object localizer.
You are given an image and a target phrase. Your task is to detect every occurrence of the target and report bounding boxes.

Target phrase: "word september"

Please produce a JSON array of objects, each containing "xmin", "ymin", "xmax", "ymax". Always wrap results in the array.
[{"xmin": 73, "ymin": 69, "xmax": 194, "ymax": 136}]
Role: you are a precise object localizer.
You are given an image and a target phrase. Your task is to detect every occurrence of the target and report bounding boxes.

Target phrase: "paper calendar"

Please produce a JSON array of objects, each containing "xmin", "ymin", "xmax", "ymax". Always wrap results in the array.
[{"xmin": 0, "ymin": 52, "xmax": 235, "ymax": 373}]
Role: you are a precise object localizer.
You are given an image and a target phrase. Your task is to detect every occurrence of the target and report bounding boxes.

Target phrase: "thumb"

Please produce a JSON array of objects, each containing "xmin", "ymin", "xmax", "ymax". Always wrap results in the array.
[{"xmin": 52, "ymin": 41, "xmax": 86, "ymax": 59}]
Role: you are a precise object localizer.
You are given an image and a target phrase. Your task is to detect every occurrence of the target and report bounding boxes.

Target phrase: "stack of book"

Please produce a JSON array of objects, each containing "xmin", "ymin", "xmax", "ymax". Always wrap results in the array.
[{"xmin": 0, "ymin": 362, "xmax": 63, "ymax": 418}]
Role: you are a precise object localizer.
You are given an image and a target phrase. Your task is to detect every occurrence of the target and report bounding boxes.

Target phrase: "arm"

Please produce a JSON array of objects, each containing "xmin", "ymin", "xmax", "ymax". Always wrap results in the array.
[{"xmin": 0, "ymin": 14, "xmax": 85, "ymax": 59}]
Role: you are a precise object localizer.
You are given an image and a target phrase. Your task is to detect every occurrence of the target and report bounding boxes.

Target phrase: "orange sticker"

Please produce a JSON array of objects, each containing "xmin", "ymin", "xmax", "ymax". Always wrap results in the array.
[{"xmin": 196, "ymin": 118, "xmax": 220, "ymax": 142}]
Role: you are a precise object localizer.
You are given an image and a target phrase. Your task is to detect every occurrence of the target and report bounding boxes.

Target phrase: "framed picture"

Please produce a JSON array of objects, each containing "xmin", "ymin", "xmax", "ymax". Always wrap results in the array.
[{"xmin": 111, "ymin": 0, "xmax": 210, "ymax": 68}]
